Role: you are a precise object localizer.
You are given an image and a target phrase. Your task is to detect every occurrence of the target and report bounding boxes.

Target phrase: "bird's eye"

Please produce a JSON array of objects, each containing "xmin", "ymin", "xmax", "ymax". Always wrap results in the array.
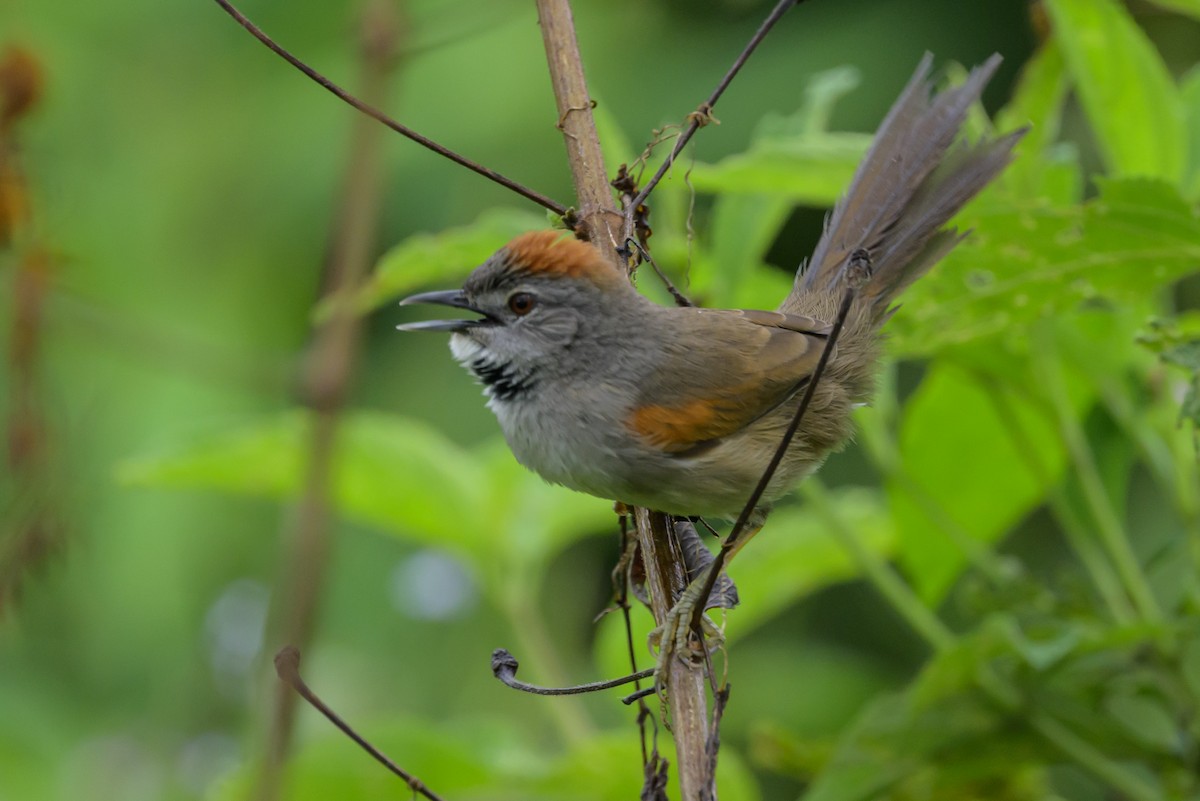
[{"xmin": 508, "ymin": 292, "xmax": 537, "ymax": 316}]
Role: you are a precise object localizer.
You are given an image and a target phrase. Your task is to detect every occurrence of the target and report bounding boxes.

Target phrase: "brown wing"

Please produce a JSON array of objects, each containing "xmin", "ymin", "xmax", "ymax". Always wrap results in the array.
[{"xmin": 626, "ymin": 308, "xmax": 832, "ymax": 455}]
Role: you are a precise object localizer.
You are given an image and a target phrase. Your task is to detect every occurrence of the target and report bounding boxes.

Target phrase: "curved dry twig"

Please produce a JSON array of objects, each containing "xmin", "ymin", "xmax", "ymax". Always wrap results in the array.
[
  {"xmin": 491, "ymin": 648, "xmax": 655, "ymax": 696},
  {"xmin": 687, "ymin": 250, "xmax": 871, "ymax": 634},
  {"xmin": 275, "ymin": 647, "xmax": 448, "ymax": 801},
  {"xmin": 624, "ymin": 0, "xmax": 809, "ymax": 240},
  {"xmin": 210, "ymin": 0, "xmax": 569, "ymax": 217}
]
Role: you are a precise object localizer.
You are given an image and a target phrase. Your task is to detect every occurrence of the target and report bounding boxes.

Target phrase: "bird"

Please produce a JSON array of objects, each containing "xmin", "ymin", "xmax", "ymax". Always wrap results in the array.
[{"xmin": 399, "ymin": 54, "xmax": 1024, "ymax": 532}]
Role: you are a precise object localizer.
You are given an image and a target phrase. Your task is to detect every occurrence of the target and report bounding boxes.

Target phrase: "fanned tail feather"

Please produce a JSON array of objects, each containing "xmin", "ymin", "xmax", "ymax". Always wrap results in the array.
[{"xmin": 786, "ymin": 53, "xmax": 1026, "ymax": 321}]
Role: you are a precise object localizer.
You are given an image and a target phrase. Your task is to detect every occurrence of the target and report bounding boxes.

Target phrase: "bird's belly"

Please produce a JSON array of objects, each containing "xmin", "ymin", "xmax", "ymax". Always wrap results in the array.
[
  {"xmin": 489, "ymin": 395, "xmax": 819, "ymax": 517},
  {"xmin": 489, "ymin": 392, "xmax": 639, "ymax": 500},
  {"xmin": 620, "ymin": 434, "xmax": 822, "ymax": 517}
]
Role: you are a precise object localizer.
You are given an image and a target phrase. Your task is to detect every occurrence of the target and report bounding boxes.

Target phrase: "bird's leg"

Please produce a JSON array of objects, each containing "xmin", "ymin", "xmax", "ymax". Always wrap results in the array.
[
  {"xmin": 650, "ymin": 249, "xmax": 870, "ymax": 679},
  {"xmin": 646, "ymin": 568, "xmax": 726, "ymax": 668},
  {"xmin": 649, "ymin": 509, "xmax": 767, "ymax": 673}
]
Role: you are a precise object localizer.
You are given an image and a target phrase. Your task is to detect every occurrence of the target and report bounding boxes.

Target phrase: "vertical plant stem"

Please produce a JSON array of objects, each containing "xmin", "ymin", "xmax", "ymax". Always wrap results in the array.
[
  {"xmin": 976, "ymin": 376, "xmax": 1136, "ymax": 624},
  {"xmin": 1048, "ymin": 489, "xmax": 1138, "ymax": 622},
  {"xmin": 615, "ymin": 516, "xmax": 654, "ymax": 766},
  {"xmin": 255, "ymin": 4, "xmax": 401, "ymax": 799},
  {"xmin": 533, "ymin": 0, "xmax": 623, "ymax": 262},
  {"xmin": 1032, "ymin": 335, "xmax": 1165, "ymax": 631},
  {"xmin": 532, "ymin": 3, "xmax": 713, "ymax": 796},
  {"xmin": 634, "ymin": 507, "xmax": 712, "ymax": 800}
]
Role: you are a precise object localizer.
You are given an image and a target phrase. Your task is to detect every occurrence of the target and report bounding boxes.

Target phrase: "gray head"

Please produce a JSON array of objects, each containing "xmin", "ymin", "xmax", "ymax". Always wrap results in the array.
[{"xmin": 399, "ymin": 231, "xmax": 640, "ymax": 401}]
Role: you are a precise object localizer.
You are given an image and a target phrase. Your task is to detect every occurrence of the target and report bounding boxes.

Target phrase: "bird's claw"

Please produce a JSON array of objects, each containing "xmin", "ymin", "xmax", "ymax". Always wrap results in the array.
[{"xmin": 648, "ymin": 598, "xmax": 725, "ymax": 679}]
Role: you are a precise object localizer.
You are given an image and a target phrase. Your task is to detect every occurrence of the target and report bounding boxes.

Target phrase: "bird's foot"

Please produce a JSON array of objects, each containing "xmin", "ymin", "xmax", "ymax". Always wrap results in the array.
[{"xmin": 648, "ymin": 573, "xmax": 726, "ymax": 679}]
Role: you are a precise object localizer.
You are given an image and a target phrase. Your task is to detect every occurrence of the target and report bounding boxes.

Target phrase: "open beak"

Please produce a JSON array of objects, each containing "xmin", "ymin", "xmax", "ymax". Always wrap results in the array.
[{"xmin": 397, "ymin": 289, "xmax": 491, "ymax": 332}]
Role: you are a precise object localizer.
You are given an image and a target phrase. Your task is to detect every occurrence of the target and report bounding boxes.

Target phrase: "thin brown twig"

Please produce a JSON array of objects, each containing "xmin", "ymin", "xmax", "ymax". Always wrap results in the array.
[
  {"xmin": 209, "ymin": 0, "xmax": 568, "ymax": 217},
  {"xmin": 531, "ymin": 10, "xmax": 710, "ymax": 791},
  {"xmin": 613, "ymin": 511, "xmax": 655, "ymax": 766},
  {"xmin": 534, "ymin": 0, "xmax": 623, "ymax": 262},
  {"xmin": 623, "ymin": 0, "xmax": 806, "ymax": 242},
  {"xmin": 634, "ymin": 506, "xmax": 711, "ymax": 798},
  {"xmin": 491, "ymin": 648, "xmax": 655, "ymax": 695},
  {"xmin": 687, "ymin": 250, "xmax": 869, "ymax": 635},
  {"xmin": 626, "ymin": 239, "xmax": 693, "ymax": 307},
  {"xmin": 624, "ymin": 686, "xmax": 658, "ymax": 705},
  {"xmin": 274, "ymin": 647, "xmax": 448, "ymax": 801},
  {"xmin": 702, "ymin": 685, "xmax": 731, "ymax": 801}
]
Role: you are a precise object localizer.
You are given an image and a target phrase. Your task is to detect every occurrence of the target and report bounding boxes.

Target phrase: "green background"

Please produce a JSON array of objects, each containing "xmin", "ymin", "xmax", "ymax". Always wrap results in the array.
[{"xmin": 2, "ymin": 1, "xmax": 1199, "ymax": 799}]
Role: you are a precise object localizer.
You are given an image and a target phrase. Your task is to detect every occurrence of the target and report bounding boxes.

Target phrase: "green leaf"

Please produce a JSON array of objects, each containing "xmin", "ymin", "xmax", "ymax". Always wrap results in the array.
[
  {"xmin": 686, "ymin": 194, "xmax": 794, "ymax": 305},
  {"xmin": 1183, "ymin": 66, "xmax": 1200, "ymax": 199},
  {"xmin": 909, "ymin": 616, "xmax": 1013, "ymax": 706},
  {"xmin": 890, "ymin": 362, "xmax": 1073, "ymax": 604},
  {"xmin": 806, "ymin": 618, "xmax": 1078, "ymax": 801},
  {"xmin": 888, "ymin": 179, "xmax": 1200, "ymax": 356},
  {"xmin": 119, "ymin": 411, "xmax": 488, "ymax": 546},
  {"xmin": 1086, "ymin": 178, "xmax": 1200, "ymax": 261},
  {"xmin": 804, "ymin": 683, "xmax": 1035, "ymax": 801},
  {"xmin": 995, "ymin": 41, "xmax": 1076, "ymax": 201},
  {"xmin": 1104, "ymin": 690, "xmax": 1182, "ymax": 754},
  {"xmin": 732, "ymin": 487, "xmax": 895, "ymax": 637},
  {"xmin": 1000, "ymin": 618, "xmax": 1084, "ymax": 672},
  {"xmin": 1137, "ymin": 313, "xmax": 1200, "ymax": 445},
  {"xmin": 1143, "ymin": 0, "xmax": 1200, "ymax": 21},
  {"xmin": 687, "ymin": 133, "xmax": 870, "ymax": 202},
  {"xmin": 1166, "ymin": 348, "xmax": 1200, "ymax": 430},
  {"xmin": 329, "ymin": 208, "xmax": 548, "ymax": 318},
  {"xmin": 759, "ymin": 66, "xmax": 862, "ymax": 138},
  {"xmin": 1043, "ymin": 0, "xmax": 1187, "ymax": 182},
  {"xmin": 687, "ymin": 66, "xmax": 867, "ymax": 205},
  {"xmin": 1182, "ymin": 634, "xmax": 1200, "ymax": 701},
  {"xmin": 119, "ymin": 411, "xmax": 616, "ymax": 594}
]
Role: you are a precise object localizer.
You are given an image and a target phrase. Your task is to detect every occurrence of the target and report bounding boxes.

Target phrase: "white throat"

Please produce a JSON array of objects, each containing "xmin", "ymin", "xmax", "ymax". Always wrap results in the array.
[{"xmin": 448, "ymin": 333, "xmax": 539, "ymax": 405}]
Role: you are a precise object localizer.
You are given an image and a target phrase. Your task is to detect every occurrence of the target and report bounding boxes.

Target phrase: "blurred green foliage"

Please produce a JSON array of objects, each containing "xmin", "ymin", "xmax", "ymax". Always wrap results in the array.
[{"xmin": 2, "ymin": 0, "xmax": 1199, "ymax": 800}]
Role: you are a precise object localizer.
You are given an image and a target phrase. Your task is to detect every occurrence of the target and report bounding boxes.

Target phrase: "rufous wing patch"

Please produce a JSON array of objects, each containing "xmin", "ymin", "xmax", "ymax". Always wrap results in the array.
[
  {"xmin": 505, "ymin": 231, "xmax": 619, "ymax": 285},
  {"xmin": 627, "ymin": 397, "xmax": 747, "ymax": 454}
]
